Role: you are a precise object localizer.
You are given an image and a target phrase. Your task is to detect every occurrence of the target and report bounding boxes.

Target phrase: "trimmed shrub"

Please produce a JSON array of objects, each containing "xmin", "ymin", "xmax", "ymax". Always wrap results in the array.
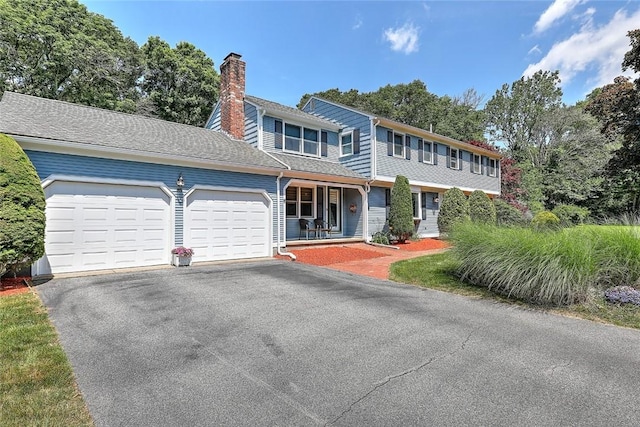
[
  {"xmin": 494, "ymin": 199, "xmax": 526, "ymax": 226},
  {"xmin": 552, "ymin": 204, "xmax": 590, "ymax": 227},
  {"xmin": 437, "ymin": 187, "xmax": 469, "ymax": 234},
  {"xmin": 0, "ymin": 134, "xmax": 46, "ymax": 277},
  {"xmin": 531, "ymin": 211, "xmax": 560, "ymax": 231},
  {"xmin": 388, "ymin": 175, "xmax": 414, "ymax": 243},
  {"xmin": 469, "ymin": 190, "xmax": 496, "ymax": 224}
]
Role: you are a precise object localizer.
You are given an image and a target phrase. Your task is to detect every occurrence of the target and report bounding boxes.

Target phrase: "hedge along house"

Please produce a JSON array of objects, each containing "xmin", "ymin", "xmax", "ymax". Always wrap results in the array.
[
  {"xmin": 0, "ymin": 91, "xmax": 294, "ymax": 276},
  {"xmin": 300, "ymin": 97, "xmax": 502, "ymax": 237},
  {"xmin": 208, "ymin": 53, "xmax": 369, "ymax": 244}
]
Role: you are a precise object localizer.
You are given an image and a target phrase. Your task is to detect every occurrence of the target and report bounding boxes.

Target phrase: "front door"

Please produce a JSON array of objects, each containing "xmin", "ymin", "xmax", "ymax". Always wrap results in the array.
[{"xmin": 329, "ymin": 188, "xmax": 341, "ymax": 232}]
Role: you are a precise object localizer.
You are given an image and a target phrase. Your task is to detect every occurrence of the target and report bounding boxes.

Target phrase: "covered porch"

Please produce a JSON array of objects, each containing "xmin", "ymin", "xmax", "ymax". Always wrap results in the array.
[{"xmin": 283, "ymin": 179, "xmax": 366, "ymax": 244}]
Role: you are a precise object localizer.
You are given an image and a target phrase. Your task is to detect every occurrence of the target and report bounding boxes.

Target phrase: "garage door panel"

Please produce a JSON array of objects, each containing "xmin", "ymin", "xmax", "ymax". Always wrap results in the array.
[
  {"xmin": 37, "ymin": 181, "xmax": 171, "ymax": 275},
  {"xmin": 185, "ymin": 189, "xmax": 270, "ymax": 263}
]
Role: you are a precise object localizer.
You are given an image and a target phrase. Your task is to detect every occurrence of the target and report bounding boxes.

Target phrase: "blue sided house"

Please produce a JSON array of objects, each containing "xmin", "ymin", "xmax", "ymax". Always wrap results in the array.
[
  {"xmin": 0, "ymin": 52, "xmax": 500, "ymax": 277},
  {"xmin": 208, "ymin": 53, "xmax": 501, "ymax": 242}
]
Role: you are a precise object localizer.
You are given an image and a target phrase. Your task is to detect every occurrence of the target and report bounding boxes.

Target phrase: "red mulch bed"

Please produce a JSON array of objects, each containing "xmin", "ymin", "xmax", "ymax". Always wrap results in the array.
[
  {"xmin": 282, "ymin": 246, "xmax": 388, "ymax": 266},
  {"xmin": 0, "ymin": 277, "xmax": 31, "ymax": 297},
  {"xmin": 395, "ymin": 238, "xmax": 450, "ymax": 252}
]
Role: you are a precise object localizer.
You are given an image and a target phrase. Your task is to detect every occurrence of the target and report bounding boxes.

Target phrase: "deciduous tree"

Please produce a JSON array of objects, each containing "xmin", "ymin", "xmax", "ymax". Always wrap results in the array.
[
  {"xmin": 0, "ymin": 0, "xmax": 142, "ymax": 112},
  {"xmin": 140, "ymin": 36, "xmax": 219, "ymax": 126}
]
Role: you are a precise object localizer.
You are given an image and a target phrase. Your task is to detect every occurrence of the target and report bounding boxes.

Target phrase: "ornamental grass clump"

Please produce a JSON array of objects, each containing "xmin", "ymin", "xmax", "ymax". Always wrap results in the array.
[
  {"xmin": 449, "ymin": 223, "xmax": 640, "ymax": 306},
  {"xmin": 449, "ymin": 222, "xmax": 597, "ymax": 305}
]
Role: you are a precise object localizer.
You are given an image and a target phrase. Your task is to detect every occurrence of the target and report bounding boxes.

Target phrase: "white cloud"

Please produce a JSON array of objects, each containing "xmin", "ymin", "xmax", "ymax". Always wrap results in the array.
[
  {"xmin": 523, "ymin": 8, "xmax": 640, "ymax": 90},
  {"xmin": 534, "ymin": 0, "xmax": 586, "ymax": 34},
  {"xmin": 528, "ymin": 45, "xmax": 542, "ymax": 55},
  {"xmin": 384, "ymin": 22, "xmax": 420, "ymax": 54},
  {"xmin": 353, "ymin": 15, "xmax": 363, "ymax": 30}
]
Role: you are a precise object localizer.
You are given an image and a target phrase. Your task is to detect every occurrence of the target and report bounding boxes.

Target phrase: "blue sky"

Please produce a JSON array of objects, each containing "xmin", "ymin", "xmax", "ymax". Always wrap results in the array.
[{"xmin": 82, "ymin": 0, "xmax": 640, "ymax": 108}]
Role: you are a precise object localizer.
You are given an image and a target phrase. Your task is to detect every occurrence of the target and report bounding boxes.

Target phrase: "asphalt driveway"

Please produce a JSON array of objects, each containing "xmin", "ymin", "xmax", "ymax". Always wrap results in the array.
[{"xmin": 38, "ymin": 261, "xmax": 640, "ymax": 426}]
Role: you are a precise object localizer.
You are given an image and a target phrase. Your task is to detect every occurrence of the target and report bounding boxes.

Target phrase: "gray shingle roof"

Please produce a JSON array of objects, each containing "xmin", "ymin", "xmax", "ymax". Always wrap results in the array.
[
  {"xmin": 245, "ymin": 95, "xmax": 340, "ymax": 130},
  {"xmin": 269, "ymin": 152, "xmax": 365, "ymax": 180},
  {"xmin": 0, "ymin": 91, "xmax": 286, "ymax": 170}
]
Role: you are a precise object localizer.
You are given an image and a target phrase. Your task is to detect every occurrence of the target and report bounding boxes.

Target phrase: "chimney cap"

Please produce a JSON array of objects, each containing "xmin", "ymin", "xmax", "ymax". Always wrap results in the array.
[{"xmin": 223, "ymin": 52, "xmax": 242, "ymax": 62}]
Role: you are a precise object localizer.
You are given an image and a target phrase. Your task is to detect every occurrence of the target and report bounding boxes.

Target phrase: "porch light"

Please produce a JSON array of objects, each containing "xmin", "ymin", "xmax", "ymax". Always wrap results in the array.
[
  {"xmin": 176, "ymin": 173, "xmax": 185, "ymax": 189},
  {"xmin": 433, "ymin": 197, "xmax": 439, "ymax": 204},
  {"xmin": 349, "ymin": 203, "xmax": 357, "ymax": 213}
]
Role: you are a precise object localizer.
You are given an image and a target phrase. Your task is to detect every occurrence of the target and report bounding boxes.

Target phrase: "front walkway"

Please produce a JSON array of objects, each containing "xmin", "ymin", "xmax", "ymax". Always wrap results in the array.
[{"xmin": 282, "ymin": 240, "xmax": 449, "ymax": 280}]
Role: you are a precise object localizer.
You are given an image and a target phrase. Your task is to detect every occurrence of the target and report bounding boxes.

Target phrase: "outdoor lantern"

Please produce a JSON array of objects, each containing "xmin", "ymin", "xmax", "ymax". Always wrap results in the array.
[
  {"xmin": 176, "ymin": 173, "xmax": 185, "ymax": 189},
  {"xmin": 349, "ymin": 203, "xmax": 357, "ymax": 213},
  {"xmin": 433, "ymin": 197, "xmax": 439, "ymax": 204}
]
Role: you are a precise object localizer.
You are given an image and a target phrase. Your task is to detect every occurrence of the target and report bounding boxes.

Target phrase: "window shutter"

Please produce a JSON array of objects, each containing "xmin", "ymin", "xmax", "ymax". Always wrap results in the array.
[
  {"xmin": 470, "ymin": 152, "xmax": 474, "ymax": 173},
  {"xmin": 353, "ymin": 128, "xmax": 360, "ymax": 154},
  {"xmin": 446, "ymin": 146, "xmax": 451, "ymax": 168},
  {"xmin": 496, "ymin": 160, "xmax": 500, "ymax": 178},
  {"xmin": 405, "ymin": 135, "xmax": 411, "ymax": 160},
  {"xmin": 274, "ymin": 120, "xmax": 283, "ymax": 149},
  {"xmin": 387, "ymin": 130, "xmax": 393, "ymax": 156},
  {"xmin": 433, "ymin": 143, "xmax": 438, "ymax": 165},
  {"xmin": 321, "ymin": 131, "xmax": 328, "ymax": 157},
  {"xmin": 418, "ymin": 138, "xmax": 423, "ymax": 162},
  {"xmin": 482, "ymin": 156, "xmax": 487, "ymax": 175},
  {"xmin": 458, "ymin": 149, "xmax": 463, "ymax": 170}
]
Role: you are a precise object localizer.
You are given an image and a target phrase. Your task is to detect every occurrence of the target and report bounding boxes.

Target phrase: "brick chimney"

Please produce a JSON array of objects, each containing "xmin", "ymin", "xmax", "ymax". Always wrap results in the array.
[{"xmin": 219, "ymin": 52, "xmax": 246, "ymax": 140}]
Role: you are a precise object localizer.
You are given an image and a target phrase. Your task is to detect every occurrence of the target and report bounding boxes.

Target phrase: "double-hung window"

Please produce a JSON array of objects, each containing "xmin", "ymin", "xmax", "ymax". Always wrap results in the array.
[
  {"xmin": 471, "ymin": 153, "xmax": 481, "ymax": 174},
  {"xmin": 286, "ymin": 186, "xmax": 314, "ymax": 217},
  {"xmin": 283, "ymin": 123, "xmax": 320, "ymax": 156},
  {"xmin": 423, "ymin": 140, "xmax": 433, "ymax": 164},
  {"xmin": 449, "ymin": 147, "xmax": 459, "ymax": 169},
  {"xmin": 340, "ymin": 131, "xmax": 353, "ymax": 156},
  {"xmin": 488, "ymin": 158, "xmax": 498, "ymax": 177},
  {"xmin": 394, "ymin": 133, "xmax": 404, "ymax": 157}
]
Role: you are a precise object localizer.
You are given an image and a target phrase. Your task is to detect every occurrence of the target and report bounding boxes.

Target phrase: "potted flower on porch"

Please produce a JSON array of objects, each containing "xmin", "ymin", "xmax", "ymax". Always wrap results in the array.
[{"xmin": 171, "ymin": 246, "xmax": 194, "ymax": 267}]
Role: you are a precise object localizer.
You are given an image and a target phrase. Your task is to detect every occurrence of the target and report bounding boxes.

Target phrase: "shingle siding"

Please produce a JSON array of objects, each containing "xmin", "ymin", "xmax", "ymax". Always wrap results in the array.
[
  {"xmin": 26, "ymin": 151, "xmax": 280, "ymax": 245},
  {"xmin": 244, "ymin": 102, "xmax": 258, "ymax": 147},
  {"xmin": 206, "ymin": 102, "xmax": 221, "ymax": 130},
  {"xmin": 303, "ymin": 98, "xmax": 372, "ymax": 177},
  {"xmin": 375, "ymin": 126, "xmax": 500, "ymax": 193}
]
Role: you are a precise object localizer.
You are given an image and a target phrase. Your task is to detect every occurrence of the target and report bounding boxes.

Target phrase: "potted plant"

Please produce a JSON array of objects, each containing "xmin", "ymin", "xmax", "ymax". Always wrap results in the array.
[{"xmin": 171, "ymin": 246, "xmax": 194, "ymax": 267}]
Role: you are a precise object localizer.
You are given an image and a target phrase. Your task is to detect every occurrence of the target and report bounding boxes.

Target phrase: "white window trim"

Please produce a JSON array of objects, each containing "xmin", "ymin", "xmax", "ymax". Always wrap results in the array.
[
  {"xmin": 472, "ymin": 153, "xmax": 481, "ymax": 174},
  {"xmin": 282, "ymin": 121, "xmax": 321, "ymax": 158},
  {"xmin": 422, "ymin": 140, "xmax": 433, "ymax": 164},
  {"xmin": 449, "ymin": 147, "xmax": 459, "ymax": 170},
  {"xmin": 340, "ymin": 130, "xmax": 353, "ymax": 157},
  {"xmin": 488, "ymin": 158, "xmax": 498, "ymax": 177},
  {"xmin": 393, "ymin": 132, "xmax": 405, "ymax": 158},
  {"xmin": 285, "ymin": 186, "xmax": 316, "ymax": 218}
]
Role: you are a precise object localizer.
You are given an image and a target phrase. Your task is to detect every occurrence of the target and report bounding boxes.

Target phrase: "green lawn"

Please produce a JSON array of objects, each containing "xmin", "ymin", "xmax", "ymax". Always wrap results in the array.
[
  {"xmin": 0, "ymin": 292, "xmax": 93, "ymax": 427},
  {"xmin": 390, "ymin": 251, "xmax": 640, "ymax": 329}
]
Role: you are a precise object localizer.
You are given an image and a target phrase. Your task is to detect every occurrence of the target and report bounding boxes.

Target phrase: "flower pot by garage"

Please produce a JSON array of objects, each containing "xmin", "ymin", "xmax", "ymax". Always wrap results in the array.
[{"xmin": 172, "ymin": 254, "xmax": 192, "ymax": 267}]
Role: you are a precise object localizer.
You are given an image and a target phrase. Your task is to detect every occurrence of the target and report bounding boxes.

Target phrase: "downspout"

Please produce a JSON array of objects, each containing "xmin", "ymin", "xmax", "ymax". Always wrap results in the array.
[
  {"xmin": 276, "ymin": 172, "xmax": 296, "ymax": 260},
  {"xmin": 364, "ymin": 119, "xmax": 380, "ymax": 243},
  {"xmin": 364, "ymin": 180, "xmax": 372, "ymax": 243}
]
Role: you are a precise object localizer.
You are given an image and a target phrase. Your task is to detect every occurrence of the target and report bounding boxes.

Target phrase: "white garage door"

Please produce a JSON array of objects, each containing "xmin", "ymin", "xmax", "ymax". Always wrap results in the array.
[
  {"xmin": 184, "ymin": 189, "xmax": 271, "ymax": 262},
  {"xmin": 36, "ymin": 181, "xmax": 172, "ymax": 275}
]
